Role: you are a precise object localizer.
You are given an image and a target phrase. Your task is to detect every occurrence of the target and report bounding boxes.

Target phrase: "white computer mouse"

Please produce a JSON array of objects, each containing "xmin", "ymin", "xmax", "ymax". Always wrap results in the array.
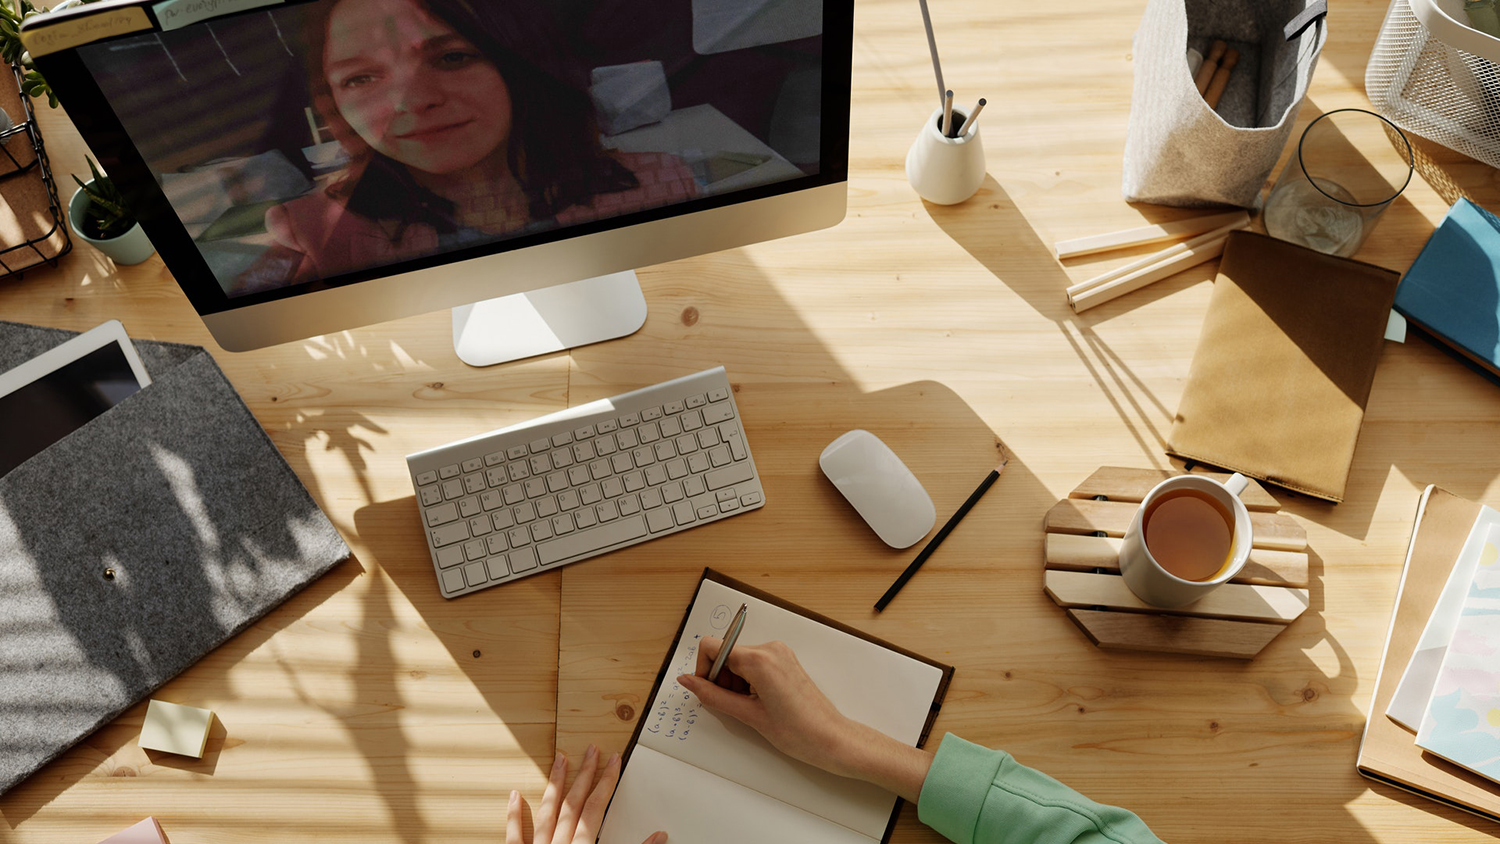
[{"xmin": 819, "ymin": 430, "xmax": 936, "ymax": 549}]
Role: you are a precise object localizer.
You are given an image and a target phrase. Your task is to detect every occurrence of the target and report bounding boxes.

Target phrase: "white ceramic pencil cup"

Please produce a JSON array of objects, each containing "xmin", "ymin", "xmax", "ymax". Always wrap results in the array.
[{"xmin": 906, "ymin": 107, "xmax": 986, "ymax": 205}]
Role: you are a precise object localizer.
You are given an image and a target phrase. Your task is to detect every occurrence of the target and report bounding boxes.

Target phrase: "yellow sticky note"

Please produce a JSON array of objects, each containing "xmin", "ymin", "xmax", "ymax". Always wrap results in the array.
[
  {"xmin": 139, "ymin": 699, "xmax": 214, "ymax": 758},
  {"xmin": 20, "ymin": 7, "xmax": 152, "ymax": 58}
]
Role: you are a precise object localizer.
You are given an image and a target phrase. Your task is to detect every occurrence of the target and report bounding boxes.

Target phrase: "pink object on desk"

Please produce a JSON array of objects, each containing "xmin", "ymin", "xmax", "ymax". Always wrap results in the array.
[{"xmin": 98, "ymin": 818, "xmax": 170, "ymax": 844}]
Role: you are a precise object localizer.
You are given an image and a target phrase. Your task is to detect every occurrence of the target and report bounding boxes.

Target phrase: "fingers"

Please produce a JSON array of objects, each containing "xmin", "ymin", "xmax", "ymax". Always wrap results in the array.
[
  {"xmin": 533, "ymin": 751, "xmax": 567, "ymax": 844},
  {"xmin": 677, "ymin": 672, "xmax": 760, "ymax": 725},
  {"xmin": 694, "ymin": 636, "xmax": 723, "ymax": 678},
  {"xmin": 552, "ymin": 745, "xmax": 599, "ymax": 844},
  {"xmin": 572, "ymin": 751, "xmax": 621, "ymax": 844},
  {"xmin": 640, "ymin": 833, "xmax": 668, "ymax": 844},
  {"xmin": 506, "ymin": 790, "xmax": 529, "ymax": 844}
]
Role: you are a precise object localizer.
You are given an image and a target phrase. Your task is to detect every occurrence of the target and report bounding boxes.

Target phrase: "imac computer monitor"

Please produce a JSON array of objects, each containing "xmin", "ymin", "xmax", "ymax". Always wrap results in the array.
[{"xmin": 25, "ymin": 0, "xmax": 851, "ymax": 364}]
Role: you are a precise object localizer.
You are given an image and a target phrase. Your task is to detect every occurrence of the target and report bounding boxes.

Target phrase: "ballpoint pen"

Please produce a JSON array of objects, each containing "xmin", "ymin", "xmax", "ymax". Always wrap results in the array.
[{"xmin": 707, "ymin": 603, "xmax": 748, "ymax": 682}]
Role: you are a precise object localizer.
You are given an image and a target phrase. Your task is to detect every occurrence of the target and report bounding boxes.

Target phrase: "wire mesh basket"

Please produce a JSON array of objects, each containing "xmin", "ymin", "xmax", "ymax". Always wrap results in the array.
[{"xmin": 1367, "ymin": 0, "xmax": 1500, "ymax": 168}]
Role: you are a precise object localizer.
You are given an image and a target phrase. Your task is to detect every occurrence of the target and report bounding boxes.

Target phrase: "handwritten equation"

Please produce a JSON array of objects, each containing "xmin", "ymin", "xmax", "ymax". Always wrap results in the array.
[{"xmin": 645, "ymin": 633, "xmax": 702, "ymax": 741}]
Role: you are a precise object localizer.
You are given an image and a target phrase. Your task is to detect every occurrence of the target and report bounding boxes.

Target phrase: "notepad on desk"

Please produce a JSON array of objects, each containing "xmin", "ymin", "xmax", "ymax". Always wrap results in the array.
[{"xmin": 600, "ymin": 570, "xmax": 953, "ymax": 844}]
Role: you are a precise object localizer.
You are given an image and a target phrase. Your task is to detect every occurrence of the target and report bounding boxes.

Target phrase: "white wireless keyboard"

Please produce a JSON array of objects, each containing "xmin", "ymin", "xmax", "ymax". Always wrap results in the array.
[{"xmin": 406, "ymin": 367, "xmax": 765, "ymax": 598}]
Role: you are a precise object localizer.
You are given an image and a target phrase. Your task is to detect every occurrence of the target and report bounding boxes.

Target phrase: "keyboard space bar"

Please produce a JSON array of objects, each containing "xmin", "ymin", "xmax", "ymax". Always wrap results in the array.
[{"xmin": 536, "ymin": 516, "xmax": 649, "ymax": 565}]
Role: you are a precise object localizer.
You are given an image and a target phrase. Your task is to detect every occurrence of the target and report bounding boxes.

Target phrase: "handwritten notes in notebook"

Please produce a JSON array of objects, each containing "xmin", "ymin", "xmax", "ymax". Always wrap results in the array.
[{"xmin": 600, "ymin": 573, "xmax": 950, "ymax": 844}]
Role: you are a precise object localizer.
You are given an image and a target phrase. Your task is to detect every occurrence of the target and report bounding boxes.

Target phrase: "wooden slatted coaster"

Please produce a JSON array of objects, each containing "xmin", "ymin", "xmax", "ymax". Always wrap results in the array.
[{"xmin": 1043, "ymin": 467, "xmax": 1310, "ymax": 659}]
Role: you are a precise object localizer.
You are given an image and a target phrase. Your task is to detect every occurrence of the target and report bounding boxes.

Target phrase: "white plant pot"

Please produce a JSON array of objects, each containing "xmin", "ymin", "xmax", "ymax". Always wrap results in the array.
[
  {"xmin": 905, "ymin": 107, "xmax": 987, "ymax": 205},
  {"xmin": 68, "ymin": 183, "xmax": 155, "ymax": 266}
]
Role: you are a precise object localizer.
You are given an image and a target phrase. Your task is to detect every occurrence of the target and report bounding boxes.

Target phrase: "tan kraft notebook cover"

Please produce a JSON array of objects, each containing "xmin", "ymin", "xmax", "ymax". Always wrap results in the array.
[
  {"xmin": 1357, "ymin": 486, "xmax": 1500, "ymax": 822},
  {"xmin": 1167, "ymin": 231, "xmax": 1399, "ymax": 502}
]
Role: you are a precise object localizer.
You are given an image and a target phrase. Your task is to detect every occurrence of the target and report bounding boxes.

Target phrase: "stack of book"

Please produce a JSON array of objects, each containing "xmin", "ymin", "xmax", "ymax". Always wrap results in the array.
[{"xmin": 1359, "ymin": 486, "xmax": 1500, "ymax": 820}]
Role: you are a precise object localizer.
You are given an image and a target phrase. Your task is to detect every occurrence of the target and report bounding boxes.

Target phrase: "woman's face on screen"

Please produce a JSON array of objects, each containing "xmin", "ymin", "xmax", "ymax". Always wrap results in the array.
[{"xmin": 323, "ymin": 0, "xmax": 513, "ymax": 176}]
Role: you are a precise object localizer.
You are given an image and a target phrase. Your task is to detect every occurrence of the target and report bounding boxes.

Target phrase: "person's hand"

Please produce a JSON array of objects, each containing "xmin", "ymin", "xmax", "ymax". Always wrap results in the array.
[
  {"xmin": 507, "ymin": 745, "xmax": 666, "ymax": 844},
  {"xmin": 676, "ymin": 638, "xmax": 933, "ymax": 802}
]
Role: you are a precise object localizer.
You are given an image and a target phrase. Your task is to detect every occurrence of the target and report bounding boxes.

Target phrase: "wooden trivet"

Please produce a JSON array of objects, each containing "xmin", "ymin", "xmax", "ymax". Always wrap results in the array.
[{"xmin": 1043, "ymin": 467, "xmax": 1310, "ymax": 659}]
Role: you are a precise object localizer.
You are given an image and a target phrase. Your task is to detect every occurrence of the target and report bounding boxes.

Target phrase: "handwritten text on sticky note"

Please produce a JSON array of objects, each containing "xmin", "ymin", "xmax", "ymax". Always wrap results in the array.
[
  {"xmin": 153, "ymin": 0, "xmax": 281, "ymax": 32},
  {"xmin": 21, "ymin": 7, "xmax": 152, "ymax": 57}
]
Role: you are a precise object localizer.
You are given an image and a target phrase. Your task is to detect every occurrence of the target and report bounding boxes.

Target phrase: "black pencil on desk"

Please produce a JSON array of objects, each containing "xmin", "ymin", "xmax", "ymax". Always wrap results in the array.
[{"xmin": 874, "ymin": 456, "xmax": 1008, "ymax": 612}]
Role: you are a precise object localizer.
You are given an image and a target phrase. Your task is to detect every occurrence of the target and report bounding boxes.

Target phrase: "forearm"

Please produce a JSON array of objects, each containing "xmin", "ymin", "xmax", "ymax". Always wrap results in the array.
[{"xmin": 824, "ymin": 718, "xmax": 934, "ymax": 803}]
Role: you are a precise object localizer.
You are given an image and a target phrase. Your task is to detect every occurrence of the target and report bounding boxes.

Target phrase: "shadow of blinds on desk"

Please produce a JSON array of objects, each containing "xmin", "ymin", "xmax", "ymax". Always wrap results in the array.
[{"xmin": 0, "ymin": 320, "xmax": 350, "ymax": 796}]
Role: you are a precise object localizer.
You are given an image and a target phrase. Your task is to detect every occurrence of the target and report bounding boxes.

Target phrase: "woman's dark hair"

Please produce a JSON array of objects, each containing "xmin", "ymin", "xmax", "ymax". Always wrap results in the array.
[{"xmin": 304, "ymin": 0, "xmax": 636, "ymax": 233}]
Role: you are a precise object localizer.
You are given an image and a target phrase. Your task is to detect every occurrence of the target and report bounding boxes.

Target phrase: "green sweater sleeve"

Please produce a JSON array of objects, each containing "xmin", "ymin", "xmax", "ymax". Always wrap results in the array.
[{"xmin": 916, "ymin": 734, "xmax": 1167, "ymax": 844}]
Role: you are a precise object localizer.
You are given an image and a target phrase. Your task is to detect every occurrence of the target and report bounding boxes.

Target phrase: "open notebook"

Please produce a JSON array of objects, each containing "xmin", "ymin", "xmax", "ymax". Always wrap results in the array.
[{"xmin": 599, "ymin": 570, "xmax": 953, "ymax": 844}]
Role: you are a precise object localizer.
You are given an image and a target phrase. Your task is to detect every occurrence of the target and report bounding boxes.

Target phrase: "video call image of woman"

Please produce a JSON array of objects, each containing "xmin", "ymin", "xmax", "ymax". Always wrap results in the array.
[{"xmin": 234, "ymin": 0, "xmax": 699, "ymax": 294}]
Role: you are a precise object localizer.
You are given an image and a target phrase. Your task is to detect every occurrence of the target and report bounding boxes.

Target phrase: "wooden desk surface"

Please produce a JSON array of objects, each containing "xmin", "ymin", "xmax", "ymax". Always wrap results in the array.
[{"xmin": 3, "ymin": 0, "xmax": 1499, "ymax": 841}]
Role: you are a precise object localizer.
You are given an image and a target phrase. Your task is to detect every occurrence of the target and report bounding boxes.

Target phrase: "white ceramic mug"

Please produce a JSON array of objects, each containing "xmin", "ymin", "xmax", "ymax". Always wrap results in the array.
[
  {"xmin": 1119, "ymin": 473, "xmax": 1252, "ymax": 608},
  {"xmin": 905, "ymin": 107, "xmax": 986, "ymax": 205}
]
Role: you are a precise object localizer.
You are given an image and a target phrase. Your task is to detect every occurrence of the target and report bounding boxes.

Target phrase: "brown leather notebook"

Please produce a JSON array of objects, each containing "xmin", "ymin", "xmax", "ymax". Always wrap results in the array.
[
  {"xmin": 1167, "ymin": 231, "xmax": 1399, "ymax": 502},
  {"xmin": 1357, "ymin": 487, "xmax": 1500, "ymax": 822}
]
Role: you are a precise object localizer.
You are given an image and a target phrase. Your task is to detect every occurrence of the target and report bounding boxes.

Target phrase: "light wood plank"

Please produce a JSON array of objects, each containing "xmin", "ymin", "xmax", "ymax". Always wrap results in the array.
[
  {"xmin": 1044, "ymin": 533, "xmax": 1310, "ymax": 587},
  {"xmin": 1053, "ymin": 211, "xmax": 1249, "ymax": 259},
  {"xmin": 1068, "ymin": 466, "xmax": 1282, "ymax": 512},
  {"xmin": 1043, "ymin": 571, "xmax": 1310, "ymax": 624},
  {"xmin": 1064, "ymin": 609, "xmax": 1284, "ymax": 660},
  {"xmin": 1044, "ymin": 499, "xmax": 1307, "ymax": 551}
]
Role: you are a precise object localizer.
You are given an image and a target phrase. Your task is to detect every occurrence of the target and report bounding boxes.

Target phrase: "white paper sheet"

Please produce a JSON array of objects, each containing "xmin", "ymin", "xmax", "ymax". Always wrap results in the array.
[{"xmin": 631, "ymin": 578, "xmax": 943, "ymax": 839}]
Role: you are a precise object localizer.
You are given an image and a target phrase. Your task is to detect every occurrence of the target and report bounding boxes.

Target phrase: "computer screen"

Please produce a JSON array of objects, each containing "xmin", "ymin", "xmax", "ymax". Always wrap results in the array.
[{"xmin": 29, "ymin": 0, "xmax": 850, "ymax": 353}]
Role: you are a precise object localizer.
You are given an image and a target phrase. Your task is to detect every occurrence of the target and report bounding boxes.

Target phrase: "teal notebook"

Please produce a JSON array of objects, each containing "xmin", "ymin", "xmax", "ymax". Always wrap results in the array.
[{"xmin": 1393, "ymin": 199, "xmax": 1500, "ymax": 386}]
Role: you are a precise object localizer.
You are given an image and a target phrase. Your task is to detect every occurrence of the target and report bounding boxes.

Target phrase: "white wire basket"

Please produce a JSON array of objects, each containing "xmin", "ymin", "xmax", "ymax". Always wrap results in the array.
[{"xmin": 1367, "ymin": 0, "xmax": 1500, "ymax": 168}]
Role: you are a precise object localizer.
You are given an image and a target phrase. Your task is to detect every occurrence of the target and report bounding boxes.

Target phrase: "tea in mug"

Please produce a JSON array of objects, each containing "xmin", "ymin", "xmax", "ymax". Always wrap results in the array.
[{"xmin": 1142, "ymin": 488, "xmax": 1234, "ymax": 581}]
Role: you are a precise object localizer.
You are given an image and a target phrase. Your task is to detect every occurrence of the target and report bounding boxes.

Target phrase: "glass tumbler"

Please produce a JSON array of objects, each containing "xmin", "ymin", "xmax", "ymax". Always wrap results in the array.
[{"xmin": 1263, "ymin": 109, "xmax": 1414, "ymax": 257}]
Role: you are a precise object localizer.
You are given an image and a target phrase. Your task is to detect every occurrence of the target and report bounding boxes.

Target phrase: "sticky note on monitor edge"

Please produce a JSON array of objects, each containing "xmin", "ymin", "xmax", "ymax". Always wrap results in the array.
[
  {"xmin": 139, "ymin": 699, "xmax": 214, "ymax": 758},
  {"xmin": 98, "ymin": 817, "xmax": 171, "ymax": 844},
  {"xmin": 153, "ymin": 0, "xmax": 283, "ymax": 32},
  {"xmin": 20, "ymin": 7, "xmax": 152, "ymax": 58}
]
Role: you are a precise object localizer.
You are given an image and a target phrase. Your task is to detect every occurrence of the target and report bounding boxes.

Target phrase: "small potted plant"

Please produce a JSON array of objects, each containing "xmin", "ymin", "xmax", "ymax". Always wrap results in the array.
[{"xmin": 68, "ymin": 156, "xmax": 153, "ymax": 265}]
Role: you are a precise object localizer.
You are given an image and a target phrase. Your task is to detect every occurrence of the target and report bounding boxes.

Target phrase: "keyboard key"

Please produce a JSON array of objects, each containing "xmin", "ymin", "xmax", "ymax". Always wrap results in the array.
[
  {"xmin": 595, "ymin": 437, "xmax": 617, "ymax": 456},
  {"xmin": 432, "ymin": 522, "xmax": 469, "ymax": 547},
  {"xmin": 508, "ymin": 462, "xmax": 531, "ymax": 481},
  {"xmin": 524, "ymin": 478, "xmax": 548, "ymax": 498},
  {"xmin": 568, "ymin": 465, "xmax": 590, "ymax": 486},
  {"xmin": 697, "ymin": 428, "xmax": 720, "ymax": 449},
  {"xmin": 654, "ymin": 441, "xmax": 676, "ymax": 461},
  {"xmin": 641, "ymin": 488, "xmax": 664, "ymax": 509},
  {"xmin": 672, "ymin": 501, "xmax": 696, "ymax": 526},
  {"xmin": 642, "ymin": 406, "xmax": 663, "ymax": 421},
  {"xmin": 632, "ymin": 447, "xmax": 656, "ymax": 468},
  {"xmin": 426, "ymin": 502, "xmax": 459, "ymax": 527},
  {"xmin": 724, "ymin": 429, "xmax": 747, "ymax": 461},
  {"xmin": 551, "ymin": 432, "xmax": 573, "ymax": 447},
  {"xmin": 686, "ymin": 394, "xmax": 707, "ymax": 409},
  {"xmin": 465, "ymin": 473, "xmax": 486, "ymax": 494},
  {"xmin": 484, "ymin": 451, "xmax": 506, "ymax": 467},
  {"xmin": 436, "ymin": 545, "xmax": 465, "ymax": 568},
  {"xmin": 662, "ymin": 482, "xmax": 684, "ymax": 503},
  {"xmin": 507, "ymin": 445, "xmax": 528, "ymax": 460},
  {"xmin": 487, "ymin": 468, "xmax": 508, "ymax": 487},
  {"xmin": 708, "ymin": 445, "xmax": 732, "ymax": 467},
  {"xmin": 536, "ymin": 515, "xmax": 647, "ymax": 565},
  {"xmin": 558, "ymin": 490, "xmax": 581, "ymax": 510},
  {"xmin": 486, "ymin": 534, "xmax": 509, "ymax": 555},
  {"xmin": 416, "ymin": 471, "xmax": 438, "ymax": 486},
  {"xmin": 589, "ymin": 458, "xmax": 611, "ymax": 480},
  {"xmin": 510, "ymin": 547, "xmax": 539, "ymax": 572},
  {"xmin": 619, "ymin": 496, "xmax": 642, "ymax": 516},
  {"xmin": 659, "ymin": 417, "xmax": 682, "ymax": 438},
  {"xmin": 529, "ymin": 437, "xmax": 550, "ymax": 454},
  {"xmin": 536, "ymin": 498, "xmax": 559, "ymax": 518},
  {"xmin": 596, "ymin": 501, "xmax": 619, "ymax": 522},
  {"xmin": 574, "ymin": 424, "xmax": 596, "ymax": 440},
  {"xmin": 531, "ymin": 521, "xmax": 554, "ymax": 542},
  {"xmin": 623, "ymin": 471, "xmax": 645, "ymax": 492},
  {"xmin": 645, "ymin": 465, "xmax": 667, "ymax": 486},
  {"xmin": 492, "ymin": 509, "xmax": 515, "ymax": 530},
  {"xmin": 719, "ymin": 499, "xmax": 740, "ymax": 513},
  {"xmin": 611, "ymin": 454, "xmax": 633, "ymax": 473},
  {"xmin": 597, "ymin": 419, "xmax": 618, "ymax": 434},
  {"xmin": 646, "ymin": 508, "xmax": 674, "ymax": 533},
  {"xmin": 708, "ymin": 387, "xmax": 730, "ymax": 402},
  {"xmin": 551, "ymin": 448, "xmax": 574, "ymax": 468},
  {"xmin": 573, "ymin": 441, "xmax": 596, "ymax": 462},
  {"xmin": 464, "ymin": 539, "xmax": 486, "ymax": 561},
  {"xmin": 617, "ymin": 429, "xmax": 640, "ymax": 450},
  {"xmin": 530, "ymin": 454, "xmax": 553, "ymax": 474},
  {"xmin": 665, "ymin": 458, "xmax": 688, "ymax": 480},
  {"xmin": 464, "ymin": 561, "xmax": 488, "ymax": 587},
  {"xmin": 620, "ymin": 413, "xmax": 641, "ymax": 427},
  {"xmin": 682, "ymin": 411, "xmax": 703, "ymax": 431},
  {"xmin": 675, "ymin": 435, "xmax": 698, "ymax": 455},
  {"xmin": 441, "ymin": 568, "xmax": 466, "ymax": 594},
  {"xmin": 687, "ymin": 453, "xmax": 710, "ymax": 474},
  {"xmin": 684, "ymin": 476, "xmax": 707, "ymax": 497},
  {"xmin": 514, "ymin": 502, "xmax": 537, "ymax": 523},
  {"xmin": 602, "ymin": 477, "xmax": 624, "ymax": 498},
  {"xmin": 442, "ymin": 479, "xmax": 464, "ymax": 500},
  {"xmin": 458, "ymin": 497, "xmax": 481, "ymax": 519},
  {"xmin": 481, "ymin": 490, "xmax": 504, "ymax": 511},
  {"xmin": 697, "ymin": 504, "xmax": 718, "ymax": 519},
  {"xmin": 716, "ymin": 489, "xmax": 737, "ymax": 502},
  {"xmin": 508, "ymin": 527, "xmax": 532, "ymax": 547},
  {"xmin": 420, "ymin": 485, "xmax": 444, "ymax": 507},
  {"xmin": 706, "ymin": 461, "xmax": 754, "ymax": 490},
  {"xmin": 575, "ymin": 508, "xmax": 597, "ymax": 528},
  {"xmin": 546, "ymin": 472, "xmax": 568, "ymax": 493},
  {"xmin": 462, "ymin": 458, "xmax": 484, "ymax": 473},
  {"xmin": 552, "ymin": 514, "xmax": 575, "ymax": 535},
  {"xmin": 439, "ymin": 464, "xmax": 461, "ymax": 479},
  {"xmin": 741, "ymin": 491, "xmax": 764, "ymax": 507},
  {"xmin": 639, "ymin": 423, "xmax": 660, "ymax": 444},
  {"xmin": 503, "ymin": 484, "xmax": 524, "ymax": 505},
  {"xmin": 579, "ymin": 484, "xmax": 602, "ymax": 505},
  {"xmin": 486, "ymin": 557, "xmax": 510, "ymax": 580},
  {"xmin": 703, "ymin": 403, "xmax": 734, "ymax": 425},
  {"xmin": 468, "ymin": 515, "xmax": 492, "ymax": 537}
]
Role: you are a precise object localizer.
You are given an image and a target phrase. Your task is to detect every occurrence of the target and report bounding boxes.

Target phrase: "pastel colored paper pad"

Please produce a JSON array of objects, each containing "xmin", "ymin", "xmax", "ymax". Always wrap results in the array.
[
  {"xmin": 99, "ymin": 817, "xmax": 170, "ymax": 844},
  {"xmin": 139, "ymin": 699, "xmax": 213, "ymax": 758}
]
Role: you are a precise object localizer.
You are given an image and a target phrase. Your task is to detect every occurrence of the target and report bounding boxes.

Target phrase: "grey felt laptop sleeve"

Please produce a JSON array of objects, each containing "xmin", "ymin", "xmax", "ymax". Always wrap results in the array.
[{"xmin": 0, "ymin": 320, "xmax": 350, "ymax": 795}]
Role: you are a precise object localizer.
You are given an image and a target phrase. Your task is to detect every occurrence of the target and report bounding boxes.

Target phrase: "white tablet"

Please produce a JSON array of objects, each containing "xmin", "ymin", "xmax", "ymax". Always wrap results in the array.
[{"xmin": 0, "ymin": 320, "xmax": 152, "ymax": 477}]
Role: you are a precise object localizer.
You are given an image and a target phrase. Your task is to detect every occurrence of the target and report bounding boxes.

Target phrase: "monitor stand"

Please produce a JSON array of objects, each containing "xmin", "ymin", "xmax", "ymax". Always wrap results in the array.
[{"xmin": 451, "ymin": 270, "xmax": 648, "ymax": 367}]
